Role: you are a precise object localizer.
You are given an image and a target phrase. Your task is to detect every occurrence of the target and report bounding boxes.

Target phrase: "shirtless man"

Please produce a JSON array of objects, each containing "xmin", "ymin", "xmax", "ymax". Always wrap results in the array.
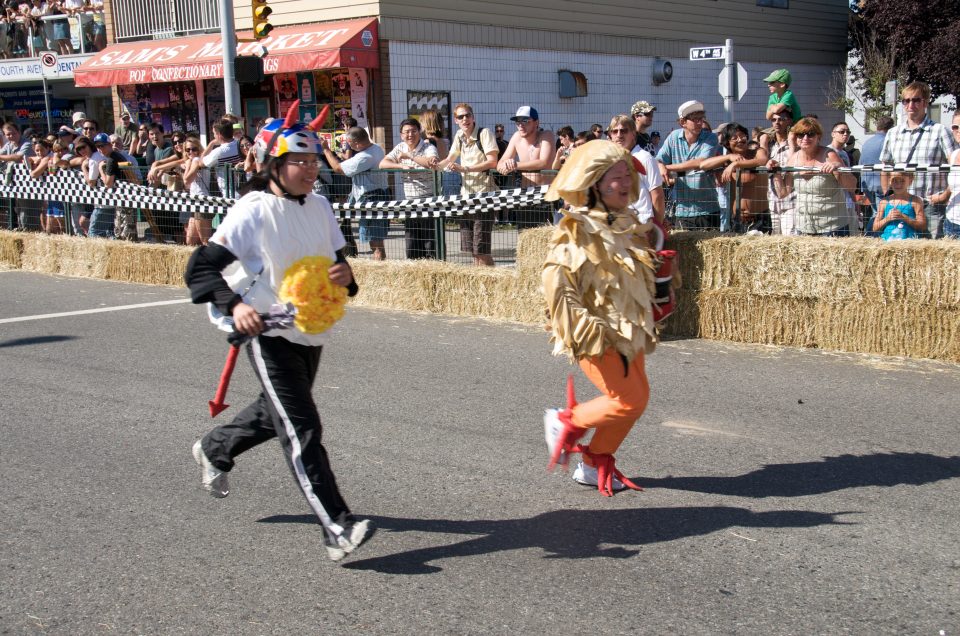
[
  {"xmin": 497, "ymin": 106, "xmax": 556, "ymax": 229},
  {"xmin": 701, "ymin": 122, "xmax": 770, "ymax": 233}
]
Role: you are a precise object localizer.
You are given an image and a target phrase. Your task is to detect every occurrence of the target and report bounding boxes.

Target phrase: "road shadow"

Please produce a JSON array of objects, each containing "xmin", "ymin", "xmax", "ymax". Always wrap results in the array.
[
  {"xmin": 260, "ymin": 506, "xmax": 848, "ymax": 575},
  {"xmin": 635, "ymin": 452, "xmax": 960, "ymax": 498},
  {"xmin": 0, "ymin": 335, "xmax": 77, "ymax": 348}
]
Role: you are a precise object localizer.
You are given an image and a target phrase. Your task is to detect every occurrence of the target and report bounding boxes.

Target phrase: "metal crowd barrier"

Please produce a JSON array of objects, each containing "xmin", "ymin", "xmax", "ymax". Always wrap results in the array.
[{"xmin": 666, "ymin": 163, "xmax": 960, "ymax": 239}]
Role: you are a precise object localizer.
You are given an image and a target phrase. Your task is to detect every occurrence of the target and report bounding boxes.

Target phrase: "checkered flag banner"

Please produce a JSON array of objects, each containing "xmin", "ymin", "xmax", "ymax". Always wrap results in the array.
[
  {"xmin": 0, "ymin": 164, "xmax": 551, "ymax": 221},
  {"xmin": 757, "ymin": 163, "xmax": 960, "ymax": 174},
  {"xmin": 0, "ymin": 164, "xmax": 231, "ymax": 215},
  {"xmin": 330, "ymin": 185, "xmax": 550, "ymax": 219}
]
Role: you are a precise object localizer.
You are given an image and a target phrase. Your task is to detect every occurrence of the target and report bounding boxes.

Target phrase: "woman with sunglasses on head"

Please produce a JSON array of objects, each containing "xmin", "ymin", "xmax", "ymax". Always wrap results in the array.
[
  {"xmin": 180, "ymin": 134, "xmax": 212, "ymax": 245},
  {"xmin": 185, "ymin": 104, "xmax": 373, "ymax": 562},
  {"xmin": 768, "ymin": 117, "xmax": 857, "ymax": 237}
]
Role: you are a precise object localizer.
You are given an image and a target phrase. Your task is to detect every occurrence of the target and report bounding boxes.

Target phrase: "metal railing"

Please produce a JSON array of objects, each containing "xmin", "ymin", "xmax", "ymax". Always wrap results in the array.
[
  {"xmin": 3, "ymin": 12, "xmax": 106, "ymax": 58},
  {"xmin": 111, "ymin": 0, "xmax": 221, "ymax": 42},
  {"xmin": 6, "ymin": 163, "xmax": 955, "ymax": 253}
]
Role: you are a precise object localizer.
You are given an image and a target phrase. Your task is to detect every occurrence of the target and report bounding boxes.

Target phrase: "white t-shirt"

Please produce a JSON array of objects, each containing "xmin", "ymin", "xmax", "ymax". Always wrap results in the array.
[
  {"xmin": 87, "ymin": 150, "xmax": 106, "ymax": 182},
  {"xmin": 630, "ymin": 146, "xmax": 661, "ymax": 222},
  {"xmin": 385, "ymin": 138, "xmax": 438, "ymax": 199},
  {"xmin": 203, "ymin": 139, "xmax": 242, "ymax": 194},
  {"xmin": 211, "ymin": 190, "xmax": 347, "ymax": 346}
]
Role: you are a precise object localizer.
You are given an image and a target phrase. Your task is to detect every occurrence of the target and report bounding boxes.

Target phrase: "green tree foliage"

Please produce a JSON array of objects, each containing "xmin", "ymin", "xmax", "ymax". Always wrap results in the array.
[{"xmin": 851, "ymin": 0, "xmax": 960, "ymax": 107}]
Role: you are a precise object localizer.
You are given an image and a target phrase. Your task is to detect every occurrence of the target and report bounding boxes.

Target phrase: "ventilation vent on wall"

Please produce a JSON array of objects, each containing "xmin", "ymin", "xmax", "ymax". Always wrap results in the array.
[{"xmin": 559, "ymin": 70, "xmax": 588, "ymax": 98}]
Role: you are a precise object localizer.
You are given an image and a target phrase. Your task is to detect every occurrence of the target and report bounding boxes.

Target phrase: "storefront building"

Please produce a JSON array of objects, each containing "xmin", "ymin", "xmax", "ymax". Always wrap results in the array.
[
  {"xmin": 73, "ymin": 18, "xmax": 379, "ymax": 142},
  {"xmin": 0, "ymin": 55, "xmax": 110, "ymax": 133}
]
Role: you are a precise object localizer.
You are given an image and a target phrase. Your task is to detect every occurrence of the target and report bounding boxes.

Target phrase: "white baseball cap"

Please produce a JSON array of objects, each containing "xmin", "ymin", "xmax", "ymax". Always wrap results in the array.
[
  {"xmin": 677, "ymin": 100, "xmax": 705, "ymax": 119},
  {"xmin": 72, "ymin": 111, "xmax": 87, "ymax": 124}
]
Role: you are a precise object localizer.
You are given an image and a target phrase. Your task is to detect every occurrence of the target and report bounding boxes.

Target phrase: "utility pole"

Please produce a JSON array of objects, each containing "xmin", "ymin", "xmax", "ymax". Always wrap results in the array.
[
  {"xmin": 220, "ymin": 0, "xmax": 241, "ymax": 116},
  {"xmin": 724, "ymin": 38, "xmax": 735, "ymax": 123}
]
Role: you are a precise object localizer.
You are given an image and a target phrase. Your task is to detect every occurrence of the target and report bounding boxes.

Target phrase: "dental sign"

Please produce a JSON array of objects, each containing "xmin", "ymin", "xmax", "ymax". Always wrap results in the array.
[{"xmin": 0, "ymin": 55, "xmax": 88, "ymax": 83}]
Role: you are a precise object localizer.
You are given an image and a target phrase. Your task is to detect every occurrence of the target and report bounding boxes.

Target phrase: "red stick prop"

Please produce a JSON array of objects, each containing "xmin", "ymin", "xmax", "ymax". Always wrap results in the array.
[
  {"xmin": 566, "ymin": 373, "xmax": 577, "ymax": 409},
  {"xmin": 209, "ymin": 344, "xmax": 241, "ymax": 417}
]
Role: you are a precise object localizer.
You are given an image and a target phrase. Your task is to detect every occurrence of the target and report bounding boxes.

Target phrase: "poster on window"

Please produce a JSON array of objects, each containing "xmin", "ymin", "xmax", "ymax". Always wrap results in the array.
[
  {"xmin": 348, "ymin": 68, "xmax": 368, "ymax": 129},
  {"xmin": 273, "ymin": 73, "xmax": 299, "ymax": 121},
  {"xmin": 331, "ymin": 69, "xmax": 350, "ymax": 106}
]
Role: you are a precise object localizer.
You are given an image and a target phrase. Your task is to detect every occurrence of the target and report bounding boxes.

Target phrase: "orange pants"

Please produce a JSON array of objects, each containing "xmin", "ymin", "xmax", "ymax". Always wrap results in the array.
[{"xmin": 571, "ymin": 347, "xmax": 650, "ymax": 461}]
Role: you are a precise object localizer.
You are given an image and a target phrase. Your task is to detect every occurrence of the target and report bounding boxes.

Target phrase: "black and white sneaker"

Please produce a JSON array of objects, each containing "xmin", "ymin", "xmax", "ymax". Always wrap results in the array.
[
  {"xmin": 325, "ymin": 513, "xmax": 375, "ymax": 562},
  {"xmin": 192, "ymin": 440, "xmax": 229, "ymax": 498}
]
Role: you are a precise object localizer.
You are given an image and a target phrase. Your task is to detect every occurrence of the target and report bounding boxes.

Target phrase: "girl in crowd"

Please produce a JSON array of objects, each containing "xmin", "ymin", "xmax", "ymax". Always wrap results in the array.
[
  {"xmin": 185, "ymin": 107, "xmax": 372, "ymax": 562},
  {"xmin": 541, "ymin": 140, "xmax": 660, "ymax": 496},
  {"xmin": 180, "ymin": 134, "xmax": 212, "ymax": 245},
  {"xmin": 872, "ymin": 172, "xmax": 925, "ymax": 241},
  {"xmin": 768, "ymin": 117, "xmax": 857, "ymax": 236},
  {"xmin": 27, "ymin": 137, "xmax": 66, "ymax": 233}
]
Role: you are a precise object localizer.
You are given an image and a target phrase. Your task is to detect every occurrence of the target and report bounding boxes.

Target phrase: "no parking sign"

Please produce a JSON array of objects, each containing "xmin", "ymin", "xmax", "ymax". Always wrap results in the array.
[{"xmin": 40, "ymin": 52, "xmax": 60, "ymax": 78}]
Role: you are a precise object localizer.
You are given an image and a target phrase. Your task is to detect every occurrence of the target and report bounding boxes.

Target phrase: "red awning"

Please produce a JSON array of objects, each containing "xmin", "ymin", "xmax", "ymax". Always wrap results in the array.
[{"xmin": 74, "ymin": 18, "xmax": 378, "ymax": 87}]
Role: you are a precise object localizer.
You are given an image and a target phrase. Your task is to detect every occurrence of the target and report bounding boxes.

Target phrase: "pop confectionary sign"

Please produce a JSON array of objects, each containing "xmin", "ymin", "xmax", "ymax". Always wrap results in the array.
[{"xmin": 74, "ymin": 19, "xmax": 379, "ymax": 87}]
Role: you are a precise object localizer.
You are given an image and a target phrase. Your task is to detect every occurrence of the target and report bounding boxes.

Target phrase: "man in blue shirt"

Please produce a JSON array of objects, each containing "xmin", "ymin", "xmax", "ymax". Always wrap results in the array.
[
  {"xmin": 656, "ymin": 100, "xmax": 721, "ymax": 229},
  {"xmin": 859, "ymin": 116, "xmax": 893, "ymax": 236}
]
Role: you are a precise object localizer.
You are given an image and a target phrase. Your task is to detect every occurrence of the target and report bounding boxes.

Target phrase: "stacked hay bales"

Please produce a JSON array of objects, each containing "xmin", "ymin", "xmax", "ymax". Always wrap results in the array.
[
  {"xmin": 0, "ymin": 231, "xmax": 193, "ymax": 285},
  {"xmin": 349, "ymin": 225, "xmax": 551, "ymax": 324},
  {"xmin": 2, "ymin": 228, "xmax": 957, "ymax": 362},
  {"xmin": 661, "ymin": 232, "xmax": 960, "ymax": 362}
]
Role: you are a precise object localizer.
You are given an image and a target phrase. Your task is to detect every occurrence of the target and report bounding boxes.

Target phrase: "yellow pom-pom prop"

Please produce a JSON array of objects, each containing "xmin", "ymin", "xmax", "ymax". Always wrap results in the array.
[{"xmin": 277, "ymin": 256, "xmax": 348, "ymax": 334}]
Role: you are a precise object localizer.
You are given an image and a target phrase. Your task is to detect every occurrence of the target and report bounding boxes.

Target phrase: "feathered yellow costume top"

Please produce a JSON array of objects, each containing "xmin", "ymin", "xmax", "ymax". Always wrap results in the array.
[{"xmin": 541, "ymin": 141, "xmax": 658, "ymax": 363}]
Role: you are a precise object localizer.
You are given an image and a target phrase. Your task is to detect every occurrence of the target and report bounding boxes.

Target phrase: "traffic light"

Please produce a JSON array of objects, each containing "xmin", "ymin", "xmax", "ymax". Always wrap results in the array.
[{"xmin": 251, "ymin": 0, "xmax": 273, "ymax": 40}]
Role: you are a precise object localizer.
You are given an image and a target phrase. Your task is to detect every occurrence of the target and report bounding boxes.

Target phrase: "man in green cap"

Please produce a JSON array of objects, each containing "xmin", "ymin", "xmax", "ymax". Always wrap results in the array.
[{"xmin": 764, "ymin": 69, "xmax": 802, "ymax": 121}]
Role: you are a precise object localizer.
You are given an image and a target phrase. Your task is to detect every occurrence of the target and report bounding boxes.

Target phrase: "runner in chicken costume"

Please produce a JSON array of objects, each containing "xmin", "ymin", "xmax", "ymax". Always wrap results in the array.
[
  {"xmin": 185, "ymin": 103, "xmax": 374, "ymax": 562},
  {"xmin": 542, "ymin": 140, "xmax": 674, "ymax": 496}
]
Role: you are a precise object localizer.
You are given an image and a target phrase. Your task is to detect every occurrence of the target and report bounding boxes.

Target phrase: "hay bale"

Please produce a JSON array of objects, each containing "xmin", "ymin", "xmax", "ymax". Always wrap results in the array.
[
  {"xmin": 692, "ymin": 289, "xmax": 819, "ymax": 348},
  {"xmin": 54, "ymin": 236, "xmax": 111, "ymax": 278},
  {"xmin": 20, "ymin": 233, "xmax": 64, "ymax": 274},
  {"xmin": 515, "ymin": 225, "xmax": 554, "ymax": 285},
  {"xmin": 350, "ymin": 259, "xmax": 543, "ymax": 323},
  {"xmin": 0, "ymin": 230, "xmax": 24, "ymax": 268},
  {"xmin": 730, "ymin": 236, "xmax": 960, "ymax": 307},
  {"xmin": 660, "ymin": 288, "xmax": 701, "ymax": 338},
  {"xmin": 816, "ymin": 301, "xmax": 960, "ymax": 362},
  {"xmin": 103, "ymin": 241, "xmax": 192, "ymax": 285}
]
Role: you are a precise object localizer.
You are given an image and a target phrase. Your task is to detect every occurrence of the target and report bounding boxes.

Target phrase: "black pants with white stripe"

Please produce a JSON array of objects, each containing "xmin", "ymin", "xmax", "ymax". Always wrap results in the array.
[{"xmin": 201, "ymin": 335, "xmax": 350, "ymax": 529}]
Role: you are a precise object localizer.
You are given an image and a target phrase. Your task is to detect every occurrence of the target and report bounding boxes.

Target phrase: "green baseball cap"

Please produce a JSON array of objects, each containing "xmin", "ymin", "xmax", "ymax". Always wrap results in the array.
[{"xmin": 763, "ymin": 69, "xmax": 792, "ymax": 85}]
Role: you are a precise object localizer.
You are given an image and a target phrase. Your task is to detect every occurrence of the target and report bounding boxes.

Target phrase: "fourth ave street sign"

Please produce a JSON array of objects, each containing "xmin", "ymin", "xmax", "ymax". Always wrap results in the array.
[{"xmin": 689, "ymin": 46, "xmax": 725, "ymax": 61}]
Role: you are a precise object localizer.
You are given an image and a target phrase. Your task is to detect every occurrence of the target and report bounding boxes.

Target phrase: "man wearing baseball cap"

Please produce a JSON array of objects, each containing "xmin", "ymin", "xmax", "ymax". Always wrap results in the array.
[
  {"xmin": 92, "ymin": 132, "xmax": 141, "ymax": 240},
  {"xmin": 630, "ymin": 100, "xmax": 657, "ymax": 153},
  {"xmin": 764, "ymin": 69, "xmax": 802, "ymax": 120},
  {"xmin": 117, "ymin": 110, "xmax": 137, "ymax": 151},
  {"xmin": 498, "ymin": 106, "xmax": 556, "ymax": 229},
  {"xmin": 655, "ymin": 100, "xmax": 722, "ymax": 229}
]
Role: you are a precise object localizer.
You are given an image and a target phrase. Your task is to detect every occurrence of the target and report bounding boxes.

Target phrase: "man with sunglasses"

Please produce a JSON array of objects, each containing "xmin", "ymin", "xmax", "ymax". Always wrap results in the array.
[
  {"xmin": 497, "ymin": 105, "xmax": 556, "ymax": 230},
  {"xmin": 764, "ymin": 105, "xmax": 797, "ymax": 235},
  {"xmin": 656, "ymin": 100, "xmax": 721, "ymax": 230},
  {"xmin": 880, "ymin": 81, "xmax": 958, "ymax": 239},
  {"xmin": 630, "ymin": 100, "xmax": 657, "ymax": 153}
]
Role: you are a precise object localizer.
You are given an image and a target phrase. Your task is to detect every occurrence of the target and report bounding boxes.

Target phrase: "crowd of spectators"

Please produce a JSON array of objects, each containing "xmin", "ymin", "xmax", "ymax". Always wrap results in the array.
[
  {"xmin": 3, "ymin": 73, "xmax": 959, "ymax": 254},
  {"xmin": 0, "ymin": 0, "xmax": 106, "ymax": 58}
]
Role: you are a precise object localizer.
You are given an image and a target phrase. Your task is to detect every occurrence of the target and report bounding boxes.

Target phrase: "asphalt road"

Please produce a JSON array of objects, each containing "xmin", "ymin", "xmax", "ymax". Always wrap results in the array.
[{"xmin": 1, "ymin": 270, "xmax": 958, "ymax": 635}]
